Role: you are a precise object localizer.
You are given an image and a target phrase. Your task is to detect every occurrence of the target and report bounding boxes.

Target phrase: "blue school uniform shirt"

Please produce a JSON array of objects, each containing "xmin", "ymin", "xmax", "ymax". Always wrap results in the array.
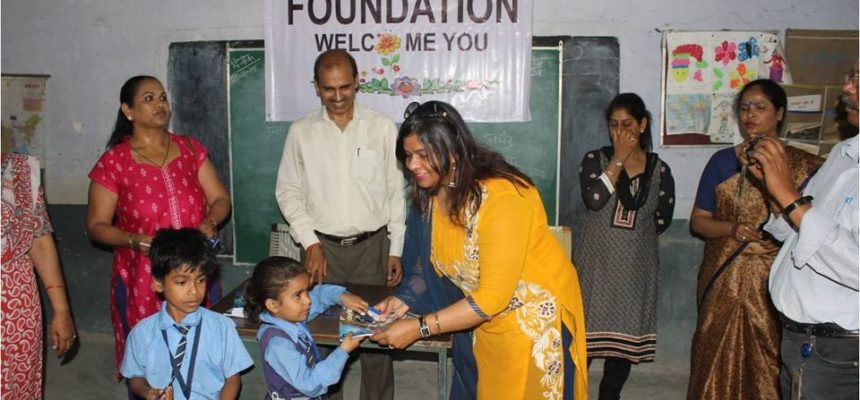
[
  {"xmin": 120, "ymin": 302, "xmax": 254, "ymax": 400},
  {"xmin": 257, "ymin": 283, "xmax": 348, "ymax": 398}
]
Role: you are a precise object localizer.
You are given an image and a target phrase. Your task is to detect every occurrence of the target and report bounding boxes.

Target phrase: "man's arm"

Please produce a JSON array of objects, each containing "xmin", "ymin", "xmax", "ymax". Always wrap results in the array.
[{"xmin": 753, "ymin": 137, "xmax": 859, "ymax": 289}]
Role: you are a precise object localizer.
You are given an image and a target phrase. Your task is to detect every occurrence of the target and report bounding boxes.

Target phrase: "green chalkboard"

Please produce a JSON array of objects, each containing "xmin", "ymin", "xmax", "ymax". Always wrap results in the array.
[{"xmin": 228, "ymin": 45, "xmax": 562, "ymax": 264}]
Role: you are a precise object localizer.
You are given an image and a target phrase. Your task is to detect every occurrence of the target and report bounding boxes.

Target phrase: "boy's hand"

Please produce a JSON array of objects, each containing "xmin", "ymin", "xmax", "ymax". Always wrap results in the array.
[
  {"xmin": 147, "ymin": 386, "xmax": 172, "ymax": 400},
  {"xmin": 339, "ymin": 332, "xmax": 365, "ymax": 353},
  {"xmin": 341, "ymin": 293, "xmax": 369, "ymax": 315}
]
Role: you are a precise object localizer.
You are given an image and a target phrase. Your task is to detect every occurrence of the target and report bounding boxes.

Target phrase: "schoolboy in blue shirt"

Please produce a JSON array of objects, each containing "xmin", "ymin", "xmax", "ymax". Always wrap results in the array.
[
  {"xmin": 120, "ymin": 228, "xmax": 253, "ymax": 400},
  {"xmin": 244, "ymin": 256, "xmax": 367, "ymax": 399}
]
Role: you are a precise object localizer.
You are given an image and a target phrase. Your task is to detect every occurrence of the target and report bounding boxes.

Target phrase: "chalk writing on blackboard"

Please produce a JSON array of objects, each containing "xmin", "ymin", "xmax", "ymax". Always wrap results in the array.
[
  {"xmin": 483, "ymin": 131, "xmax": 513, "ymax": 148},
  {"xmin": 230, "ymin": 53, "xmax": 263, "ymax": 83}
]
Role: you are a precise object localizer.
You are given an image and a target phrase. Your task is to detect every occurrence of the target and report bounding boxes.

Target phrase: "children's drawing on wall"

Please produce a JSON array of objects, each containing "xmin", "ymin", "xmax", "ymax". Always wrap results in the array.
[
  {"xmin": 708, "ymin": 94, "xmax": 737, "ymax": 143},
  {"xmin": 668, "ymin": 44, "xmax": 709, "ymax": 93},
  {"xmin": 666, "ymin": 94, "xmax": 711, "ymax": 134},
  {"xmin": 662, "ymin": 31, "xmax": 792, "ymax": 145},
  {"xmin": 764, "ymin": 51, "xmax": 786, "ymax": 83}
]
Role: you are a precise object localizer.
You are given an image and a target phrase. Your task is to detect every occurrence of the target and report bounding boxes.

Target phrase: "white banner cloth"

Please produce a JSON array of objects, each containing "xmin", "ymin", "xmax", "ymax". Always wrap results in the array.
[{"xmin": 263, "ymin": 0, "xmax": 533, "ymax": 122}]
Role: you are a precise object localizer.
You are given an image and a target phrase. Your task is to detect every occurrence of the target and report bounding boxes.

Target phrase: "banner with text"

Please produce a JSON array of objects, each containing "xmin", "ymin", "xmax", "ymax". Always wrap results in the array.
[{"xmin": 263, "ymin": 0, "xmax": 533, "ymax": 122}]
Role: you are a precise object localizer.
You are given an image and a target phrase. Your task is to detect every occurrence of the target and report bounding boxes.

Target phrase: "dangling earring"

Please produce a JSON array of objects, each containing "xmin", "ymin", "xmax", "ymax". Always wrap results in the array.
[{"xmin": 448, "ymin": 165, "xmax": 457, "ymax": 188}]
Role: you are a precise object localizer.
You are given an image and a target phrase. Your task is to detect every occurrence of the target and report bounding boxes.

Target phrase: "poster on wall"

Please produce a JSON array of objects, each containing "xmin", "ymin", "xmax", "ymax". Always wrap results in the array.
[
  {"xmin": 661, "ymin": 31, "xmax": 792, "ymax": 146},
  {"xmin": 263, "ymin": 0, "xmax": 533, "ymax": 122},
  {"xmin": 1, "ymin": 75, "xmax": 48, "ymax": 165}
]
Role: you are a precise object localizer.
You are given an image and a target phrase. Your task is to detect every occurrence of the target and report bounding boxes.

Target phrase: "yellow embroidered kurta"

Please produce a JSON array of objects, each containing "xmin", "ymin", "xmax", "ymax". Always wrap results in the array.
[{"xmin": 431, "ymin": 178, "xmax": 588, "ymax": 400}]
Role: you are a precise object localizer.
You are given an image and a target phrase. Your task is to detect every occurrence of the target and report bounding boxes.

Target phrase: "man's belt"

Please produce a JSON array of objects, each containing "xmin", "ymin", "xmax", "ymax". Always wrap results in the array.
[
  {"xmin": 315, "ymin": 226, "xmax": 386, "ymax": 247},
  {"xmin": 781, "ymin": 315, "xmax": 859, "ymax": 338}
]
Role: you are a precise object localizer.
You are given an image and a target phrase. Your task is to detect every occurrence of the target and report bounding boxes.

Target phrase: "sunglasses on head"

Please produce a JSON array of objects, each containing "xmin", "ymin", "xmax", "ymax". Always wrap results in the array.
[{"xmin": 403, "ymin": 101, "xmax": 448, "ymax": 120}]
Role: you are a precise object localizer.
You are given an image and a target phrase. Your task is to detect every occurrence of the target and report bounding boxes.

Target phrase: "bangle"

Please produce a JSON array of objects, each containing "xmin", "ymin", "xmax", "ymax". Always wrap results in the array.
[
  {"xmin": 730, "ymin": 222, "xmax": 739, "ymax": 238},
  {"xmin": 418, "ymin": 315, "xmax": 432, "ymax": 338},
  {"xmin": 432, "ymin": 313, "xmax": 441, "ymax": 335},
  {"xmin": 782, "ymin": 195, "xmax": 813, "ymax": 217},
  {"xmin": 126, "ymin": 234, "xmax": 139, "ymax": 250},
  {"xmin": 44, "ymin": 284, "xmax": 65, "ymax": 290}
]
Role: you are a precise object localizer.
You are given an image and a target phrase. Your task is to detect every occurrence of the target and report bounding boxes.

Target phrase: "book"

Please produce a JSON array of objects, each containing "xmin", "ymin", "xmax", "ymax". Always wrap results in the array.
[{"xmin": 338, "ymin": 306, "xmax": 398, "ymax": 340}]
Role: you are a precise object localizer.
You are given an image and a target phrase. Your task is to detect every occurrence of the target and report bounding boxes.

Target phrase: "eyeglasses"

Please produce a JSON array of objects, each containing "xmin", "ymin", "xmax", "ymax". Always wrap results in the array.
[{"xmin": 403, "ymin": 101, "xmax": 448, "ymax": 121}]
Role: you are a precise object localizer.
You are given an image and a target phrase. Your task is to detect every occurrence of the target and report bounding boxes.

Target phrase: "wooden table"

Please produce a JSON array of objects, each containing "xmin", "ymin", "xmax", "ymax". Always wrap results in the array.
[{"xmin": 213, "ymin": 281, "xmax": 451, "ymax": 400}]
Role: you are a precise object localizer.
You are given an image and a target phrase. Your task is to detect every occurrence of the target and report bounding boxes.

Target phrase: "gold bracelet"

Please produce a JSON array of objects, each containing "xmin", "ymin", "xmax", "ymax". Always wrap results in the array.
[{"xmin": 432, "ymin": 313, "xmax": 441, "ymax": 335}]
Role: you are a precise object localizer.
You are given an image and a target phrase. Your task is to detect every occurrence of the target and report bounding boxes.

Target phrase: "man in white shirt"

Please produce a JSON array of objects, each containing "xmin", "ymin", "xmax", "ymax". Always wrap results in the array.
[
  {"xmin": 275, "ymin": 49, "xmax": 405, "ymax": 400},
  {"xmin": 751, "ymin": 66, "xmax": 859, "ymax": 399}
]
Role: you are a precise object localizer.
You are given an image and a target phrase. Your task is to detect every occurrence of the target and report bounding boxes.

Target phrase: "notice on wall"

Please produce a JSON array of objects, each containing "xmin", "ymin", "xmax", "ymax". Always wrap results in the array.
[
  {"xmin": 661, "ymin": 31, "xmax": 792, "ymax": 146},
  {"xmin": 2, "ymin": 75, "xmax": 48, "ymax": 165}
]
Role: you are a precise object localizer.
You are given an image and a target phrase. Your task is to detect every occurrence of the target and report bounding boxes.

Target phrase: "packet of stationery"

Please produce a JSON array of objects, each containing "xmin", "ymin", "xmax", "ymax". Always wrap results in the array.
[{"xmin": 338, "ymin": 306, "xmax": 398, "ymax": 340}]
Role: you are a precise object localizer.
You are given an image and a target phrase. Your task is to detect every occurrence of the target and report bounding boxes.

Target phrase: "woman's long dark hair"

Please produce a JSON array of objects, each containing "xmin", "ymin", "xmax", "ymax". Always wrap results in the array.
[
  {"xmin": 396, "ymin": 101, "xmax": 533, "ymax": 227},
  {"xmin": 106, "ymin": 75, "xmax": 159, "ymax": 148},
  {"xmin": 605, "ymin": 93, "xmax": 653, "ymax": 152}
]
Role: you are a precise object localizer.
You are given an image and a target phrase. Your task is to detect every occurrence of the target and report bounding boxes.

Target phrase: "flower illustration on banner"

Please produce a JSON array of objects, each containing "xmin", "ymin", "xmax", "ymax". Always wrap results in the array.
[
  {"xmin": 714, "ymin": 41, "xmax": 737, "ymax": 66},
  {"xmin": 376, "ymin": 33, "xmax": 401, "ymax": 55},
  {"xmin": 729, "ymin": 63, "xmax": 756, "ymax": 89},
  {"xmin": 391, "ymin": 76, "xmax": 421, "ymax": 98},
  {"xmin": 357, "ymin": 32, "xmax": 498, "ymax": 97},
  {"xmin": 376, "ymin": 33, "xmax": 402, "ymax": 75}
]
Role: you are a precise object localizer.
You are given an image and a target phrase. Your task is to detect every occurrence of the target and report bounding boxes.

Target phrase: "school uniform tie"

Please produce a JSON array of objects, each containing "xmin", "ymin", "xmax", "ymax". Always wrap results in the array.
[
  {"xmin": 174, "ymin": 325, "xmax": 190, "ymax": 370},
  {"xmin": 298, "ymin": 332, "xmax": 316, "ymax": 368}
]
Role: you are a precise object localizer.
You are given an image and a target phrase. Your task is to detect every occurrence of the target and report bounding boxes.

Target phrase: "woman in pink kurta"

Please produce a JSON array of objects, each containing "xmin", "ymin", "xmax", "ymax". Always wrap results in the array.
[
  {"xmin": 2, "ymin": 153, "xmax": 76, "ymax": 398},
  {"xmin": 86, "ymin": 76, "xmax": 231, "ymax": 375}
]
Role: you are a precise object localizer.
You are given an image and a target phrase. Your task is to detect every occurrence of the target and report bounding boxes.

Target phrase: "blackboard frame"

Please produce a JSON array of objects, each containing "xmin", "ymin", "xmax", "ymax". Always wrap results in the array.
[{"xmin": 169, "ymin": 36, "xmax": 619, "ymax": 265}]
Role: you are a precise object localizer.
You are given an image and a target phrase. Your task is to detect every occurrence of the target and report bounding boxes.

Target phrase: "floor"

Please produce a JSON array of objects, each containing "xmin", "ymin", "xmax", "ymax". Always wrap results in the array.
[{"xmin": 44, "ymin": 331, "xmax": 689, "ymax": 399}]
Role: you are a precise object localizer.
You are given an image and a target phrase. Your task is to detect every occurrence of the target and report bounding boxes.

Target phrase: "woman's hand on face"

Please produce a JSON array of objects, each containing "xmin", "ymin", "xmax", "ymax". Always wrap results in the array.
[
  {"xmin": 610, "ymin": 126, "xmax": 638, "ymax": 161},
  {"xmin": 341, "ymin": 293, "xmax": 369, "ymax": 315},
  {"xmin": 370, "ymin": 318, "xmax": 421, "ymax": 349},
  {"xmin": 375, "ymin": 296, "xmax": 410, "ymax": 319}
]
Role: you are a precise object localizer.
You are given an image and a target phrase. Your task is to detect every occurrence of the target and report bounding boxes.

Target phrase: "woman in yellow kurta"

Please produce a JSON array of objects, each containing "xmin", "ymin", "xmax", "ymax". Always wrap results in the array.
[{"xmin": 371, "ymin": 101, "xmax": 588, "ymax": 399}]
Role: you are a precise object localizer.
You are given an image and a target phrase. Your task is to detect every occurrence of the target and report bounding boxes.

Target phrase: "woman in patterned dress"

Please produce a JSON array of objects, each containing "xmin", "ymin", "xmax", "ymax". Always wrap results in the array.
[
  {"xmin": 574, "ymin": 93, "xmax": 675, "ymax": 400},
  {"xmin": 687, "ymin": 79, "xmax": 822, "ymax": 399},
  {"xmin": 1, "ymin": 153, "xmax": 76, "ymax": 398},
  {"xmin": 86, "ymin": 76, "xmax": 231, "ymax": 375},
  {"xmin": 371, "ymin": 101, "xmax": 588, "ymax": 400}
]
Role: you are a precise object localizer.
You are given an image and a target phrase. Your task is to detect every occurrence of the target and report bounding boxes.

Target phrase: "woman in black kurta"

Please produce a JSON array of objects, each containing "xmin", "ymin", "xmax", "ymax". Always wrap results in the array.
[{"xmin": 574, "ymin": 93, "xmax": 675, "ymax": 400}]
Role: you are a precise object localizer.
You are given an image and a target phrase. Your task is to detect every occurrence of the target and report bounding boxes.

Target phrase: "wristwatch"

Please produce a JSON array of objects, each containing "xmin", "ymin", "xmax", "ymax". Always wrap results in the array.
[{"xmin": 782, "ymin": 195, "xmax": 813, "ymax": 216}]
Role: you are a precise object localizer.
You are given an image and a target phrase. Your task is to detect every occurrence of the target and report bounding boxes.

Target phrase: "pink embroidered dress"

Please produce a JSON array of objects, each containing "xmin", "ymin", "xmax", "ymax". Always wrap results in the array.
[
  {"xmin": 88, "ymin": 132, "xmax": 215, "ymax": 374},
  {"xmin": 1, "ymin": 154, "xmax": 52, "ymax": 398}
]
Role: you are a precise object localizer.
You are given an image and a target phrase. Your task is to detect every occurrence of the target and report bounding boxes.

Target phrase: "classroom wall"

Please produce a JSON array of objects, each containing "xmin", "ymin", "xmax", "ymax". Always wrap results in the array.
[
  {"xmin": 2, "ymin": 0, "xmax": 856, "ymax": 210},
  {"xmin": 5, "ymin": 0, "xmax": 856, "ymax": 375}
]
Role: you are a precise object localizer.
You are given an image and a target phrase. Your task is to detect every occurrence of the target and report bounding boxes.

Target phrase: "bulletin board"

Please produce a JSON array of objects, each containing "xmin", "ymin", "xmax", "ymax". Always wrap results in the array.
[
  {"xmin": 660, "ymin": 31, "xmax": 791, "ymax": 146},
  {"xmin": 1, "ymin": 74, "xmax": 49, "ymax": 164}
]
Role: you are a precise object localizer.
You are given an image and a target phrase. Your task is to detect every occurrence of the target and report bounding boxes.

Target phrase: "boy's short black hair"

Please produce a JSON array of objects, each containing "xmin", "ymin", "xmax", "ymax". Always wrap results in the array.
[{"xmin": 149, "ymin": 228, "xmax": 219, "ymax": 280}]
